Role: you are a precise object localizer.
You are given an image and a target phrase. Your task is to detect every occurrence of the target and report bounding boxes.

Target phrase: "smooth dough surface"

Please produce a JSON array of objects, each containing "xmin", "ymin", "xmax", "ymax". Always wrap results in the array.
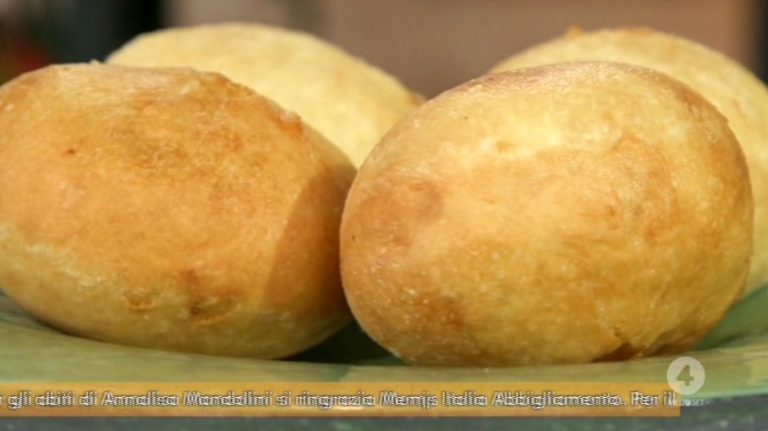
[
  {"xmin": 491, "ymin": 27, "xmax": 768, "ymax": 295},
  {"xmin": 0, "ymin": 64, "xmax": 354, "ymax": 359},
  {"xmin": 341, "ymin": 62, "xmax": 753, "ymax": 366},
  {"xmin": 108, "ymin": 23, "xmax": 422, "ymax": 166}
]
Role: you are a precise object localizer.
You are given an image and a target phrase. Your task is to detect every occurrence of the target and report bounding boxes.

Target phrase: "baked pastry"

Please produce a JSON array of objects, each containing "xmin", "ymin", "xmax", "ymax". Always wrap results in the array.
[
  {"xmin": 491, "ymin": 27, "xmax": 768, "ymax": 295},
  {"xmin": 108, "ymin": 23, "xmax": 422, "ymax": 166},
  {"xmin": 340, "ymin": 62, "xmax": 753, "ymax": 366},
  {"xmin": 0, "ymin": 64, "xmax": 354, "ymax": 358}
]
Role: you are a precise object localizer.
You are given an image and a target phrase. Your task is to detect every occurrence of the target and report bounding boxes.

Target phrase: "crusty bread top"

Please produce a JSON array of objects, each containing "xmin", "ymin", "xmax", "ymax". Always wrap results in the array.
[
  {"xmin": 108, "ymin": 23, "xmax": 422, "ymax": 166},
  {"xmin": 492, "ymin": 27, "xmax": 768, "ymax": 294}
]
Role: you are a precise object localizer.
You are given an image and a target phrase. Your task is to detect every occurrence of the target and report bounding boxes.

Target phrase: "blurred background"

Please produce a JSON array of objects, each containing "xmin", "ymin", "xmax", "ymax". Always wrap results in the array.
[{"xmin": 0, "ymin": 0, "xmax": 765, "ymax": 97}]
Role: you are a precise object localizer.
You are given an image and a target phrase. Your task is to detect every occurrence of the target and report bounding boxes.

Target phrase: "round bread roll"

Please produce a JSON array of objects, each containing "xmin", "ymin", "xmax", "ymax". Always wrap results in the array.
[
  {"xmin": 341, "ymin": 62, "xmax": 753, "ymax": 366},
  {"xmin": 491, "ymin": 27, "xmax": 768, "ymax": 296},
  {"xmin": 107, "ymin": 23, "xmax": 422, "ymax": 167},
  {"xmin": 0, "ymin": 64, "xmax": 354, "ymax": 358}
]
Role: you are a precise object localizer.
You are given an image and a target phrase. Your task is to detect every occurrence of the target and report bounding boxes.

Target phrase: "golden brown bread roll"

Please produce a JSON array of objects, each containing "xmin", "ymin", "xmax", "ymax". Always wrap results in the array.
[
  {"xmin": 341, "ymin": 62, "xmax": 752, "ymax": 366},
  {"xmin": 0, "ymin": 64, "xmax": 354, "ymax": 358},
  {"xmin": 491, "ymin": 27, "xmax": 768, "ymax": 295},
  {"xmin": 107, "ymin": 23, "xmax": 422, "ymax": 167}
]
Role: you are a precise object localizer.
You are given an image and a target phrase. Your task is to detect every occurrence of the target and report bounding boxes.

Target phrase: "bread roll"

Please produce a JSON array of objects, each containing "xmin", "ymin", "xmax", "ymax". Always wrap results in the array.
[
  {"xmin": 0, "ymin": 64, "xmax": 354, "ymax": 358},
  {"xmin": 108, "ymin": 23, "xmax": 422, "ymax": 167},
  {"xmin": 491, "ymin": 27, "xmax": 768, "ymax": 295},
  {"xmin": 341, "ymin": 62, "xmax": 752, "ymax": 366}
]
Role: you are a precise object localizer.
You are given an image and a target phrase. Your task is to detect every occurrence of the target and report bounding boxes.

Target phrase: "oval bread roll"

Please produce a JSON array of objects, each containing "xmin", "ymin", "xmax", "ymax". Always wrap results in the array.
[
  {"xmin": 491, "ymin": 27, "xmax": 768, "ymax": 295},
  {"xmin": 108, "ymin": 23, "xmax": 422, "ymax": 167},
  {"xmin": 341, "ymin": 62, "xmax": 753, "ymax": 366},
  {"xmin": 0, "ymin": 64, "xmax": 354, "ymax": 359}
]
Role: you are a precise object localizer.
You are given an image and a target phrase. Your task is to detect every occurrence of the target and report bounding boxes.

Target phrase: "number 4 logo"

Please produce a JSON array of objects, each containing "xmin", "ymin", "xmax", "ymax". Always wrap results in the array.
[
  {"xmin": 677, "ymin": 364, "xmax": 695, "ymax": 386},
  {"xmin": 667, "ymin": 356, "xmax": 705, "ymax": 395}
]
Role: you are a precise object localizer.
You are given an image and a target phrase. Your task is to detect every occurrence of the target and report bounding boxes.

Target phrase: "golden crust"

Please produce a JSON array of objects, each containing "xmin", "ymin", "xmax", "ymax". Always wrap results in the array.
[
  {"xmin": 491, "ymin": 27, "xmax": 768, "ymax": 295},
  {"xmin": 340, "ymin": 62, "xmax": 752, "ymax": 366},
  {"xmin": 107, "ymin": 23, "xmax": 422, "ymax": 167},
  {"xmin": 0, "ymin": 64, "xmax": 354, "ymax": 358}
]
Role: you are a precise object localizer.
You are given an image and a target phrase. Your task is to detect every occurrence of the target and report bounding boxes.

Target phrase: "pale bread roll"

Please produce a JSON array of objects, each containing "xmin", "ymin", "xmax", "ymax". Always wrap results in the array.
[
  {"xmin": 0, "ymin": 64, "xmax": 353, "ymax": 358},
  {"xmin": 491, "ymin": 27, "xmax": 768, "ymax": 295},
  {"xmin": 341, "ymin": 62, "xmax": 752, "ymax": 366},
  {"xmin": 108, "ymin": 23, "xmax": 422, "ymax": 167}
]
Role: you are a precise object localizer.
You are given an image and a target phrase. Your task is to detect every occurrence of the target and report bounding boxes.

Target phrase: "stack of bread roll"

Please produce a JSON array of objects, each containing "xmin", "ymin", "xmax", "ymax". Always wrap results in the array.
[
  {"xmin": 0, "ymin": 24, "xmax": 418, "ymax": 359},
  {"xmin": 0, "ymin": 24, "xmax": 763, "ymax": 366}
]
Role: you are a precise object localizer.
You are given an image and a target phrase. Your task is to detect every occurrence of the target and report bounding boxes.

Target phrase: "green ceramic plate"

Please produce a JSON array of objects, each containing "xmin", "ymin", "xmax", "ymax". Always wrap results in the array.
[{"xmin": 1, "ymin": 286, "xmax": 767, "ymax": 400}]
